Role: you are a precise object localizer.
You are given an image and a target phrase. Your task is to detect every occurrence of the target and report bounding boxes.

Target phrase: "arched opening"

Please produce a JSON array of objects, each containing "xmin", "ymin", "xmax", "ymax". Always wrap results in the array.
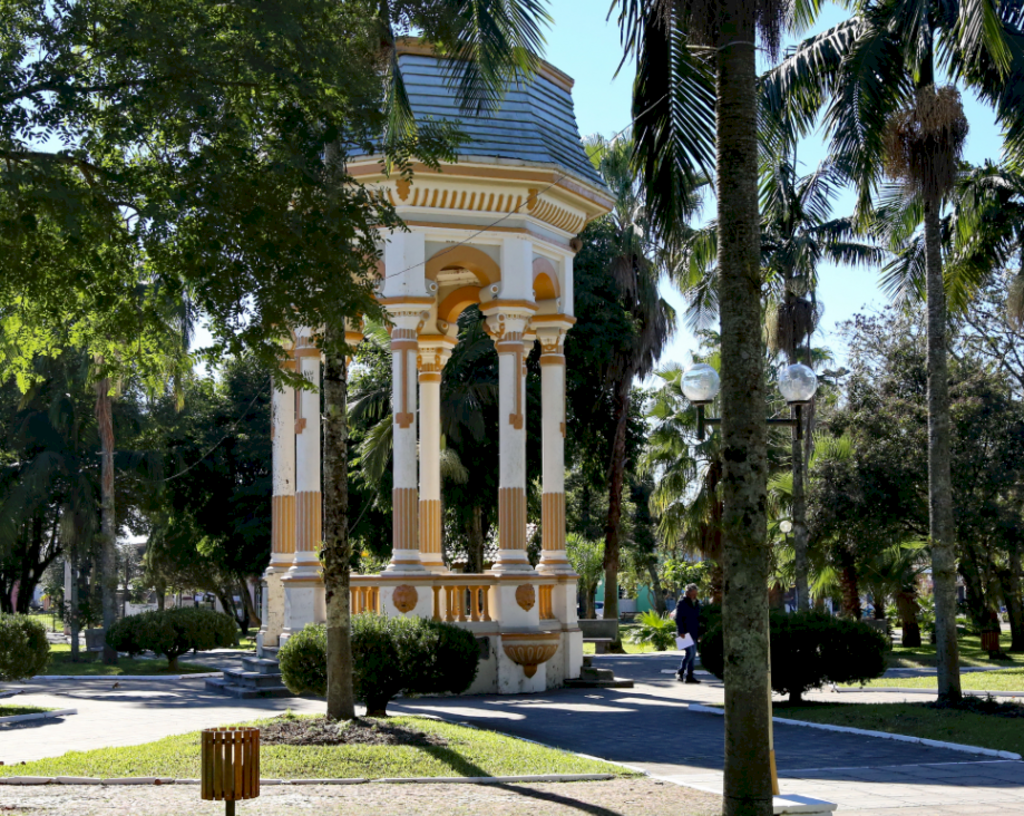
[
  {"xmin": 426, "ymin": 246, "xmax": 501, "ymax": 287},
  {"xmin": 532, "ymin": 258, "xmax": 560, "ymax": 302}
]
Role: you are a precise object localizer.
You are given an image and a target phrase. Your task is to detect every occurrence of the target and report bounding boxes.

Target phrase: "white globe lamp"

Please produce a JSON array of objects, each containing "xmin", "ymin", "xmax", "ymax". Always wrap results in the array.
[
  {"xmin": 681, "ymin": 363, "xmax": 721, "ymax": 404},
  {"xmin": 778, "ymin": 364, "xmax": 818, "ymax": 404}
]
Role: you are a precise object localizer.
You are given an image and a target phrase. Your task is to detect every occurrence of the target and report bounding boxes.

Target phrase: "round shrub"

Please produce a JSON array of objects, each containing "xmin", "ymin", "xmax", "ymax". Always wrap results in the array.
[
  {"xmin": 278, "ymin": 623, "xmax": 328, "ymax": 696},
  {"xmin": 279, "ymin": 614, "xmax": 481, "ymax": 715},
  {"xmin": 0, "ymin": 613, "xmax": 50, "ymax": 681},
  {"xmin": 404, "ymin": 618, "xmax": 480, "ymax": 697},
  {"xmin": 699, "ymin": 610, "xmax": 888, "ymax": 702},
  {"xmin": 105, "ymin": 607, "xmax": 237, "ymax": 670}
]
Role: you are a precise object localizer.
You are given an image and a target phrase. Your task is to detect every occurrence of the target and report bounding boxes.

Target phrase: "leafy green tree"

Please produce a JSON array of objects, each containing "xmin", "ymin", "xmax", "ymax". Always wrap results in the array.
[
  {"xmin": 768, "ymin": 0, "xmax": 1024, "ymax": 706},
  {"xmin": 582, "ymin": 135, "xmax": 681, "ymax": 647},
  {"xmin": 142, "ymin": 356, "xmax": 272, "ymax": 631},
  {"xmin": 567, "ymin": 533, "xmax": 603, "ymax": 620}
]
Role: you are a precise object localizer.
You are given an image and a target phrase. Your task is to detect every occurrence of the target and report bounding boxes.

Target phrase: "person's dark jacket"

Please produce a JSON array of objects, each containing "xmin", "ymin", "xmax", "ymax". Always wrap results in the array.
[{"xmin": 676, "ymin": 597, "xmax": 700, "ymax": 640}]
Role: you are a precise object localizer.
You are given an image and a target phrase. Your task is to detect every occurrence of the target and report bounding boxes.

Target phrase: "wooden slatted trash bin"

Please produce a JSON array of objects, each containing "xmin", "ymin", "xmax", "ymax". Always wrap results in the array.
[{"xmin": 201, "ymin": 727, "xmax": 260, "ymax": 816}]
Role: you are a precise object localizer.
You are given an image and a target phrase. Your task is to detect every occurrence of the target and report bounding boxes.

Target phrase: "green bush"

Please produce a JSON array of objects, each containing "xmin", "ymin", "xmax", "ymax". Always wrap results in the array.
[
  {"xmin": 277, "ymin": 623, "xmax": 328, "ymax": 696},
  {"xmin": 105, "ymin": 607, "xmax": 237, "ymax": 670},
  {"xmin": 629, "ymin": 610, "xmax": 677, "ymax": 651},
  {"xmin": 278, "ymin": 614, "xmax": 480, "ymax": 715},
  {"xmin": 699, "ymin": 610, "xmax": 887, "ymax": 702},
  {"xmin": 0, "ymin": 613, "xmax": 50, "ymax": 681}
]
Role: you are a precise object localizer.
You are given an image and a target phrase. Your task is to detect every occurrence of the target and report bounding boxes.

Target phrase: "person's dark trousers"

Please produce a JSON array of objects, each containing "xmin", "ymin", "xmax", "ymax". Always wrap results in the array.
[{"xmin": 677, "ymin": 644, "xmax": 696, "ymax": 678}]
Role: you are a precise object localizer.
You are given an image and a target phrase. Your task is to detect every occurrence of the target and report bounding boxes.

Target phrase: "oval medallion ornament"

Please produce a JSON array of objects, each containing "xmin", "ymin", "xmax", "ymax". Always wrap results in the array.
[
  {"xmin": 392, "ymin": 585, "xmax": 418, "ymax": 614},
  {"xmin": 515, "ymin": 584, "xmax": 536, "ymax": 612}
]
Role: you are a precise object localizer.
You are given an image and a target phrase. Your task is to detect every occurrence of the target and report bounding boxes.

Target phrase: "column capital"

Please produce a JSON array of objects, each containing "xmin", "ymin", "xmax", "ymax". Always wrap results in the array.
[
  {"xmin": 482, "ymin": 301, "xmax": 537, "ymax": 346},
  {"xmin": 417, "ymin": 335, "xmax": 457, "ymax": 379},
  {"xmin": 532, "ymin": 314, "xmax": 576, "ymax": 357}
]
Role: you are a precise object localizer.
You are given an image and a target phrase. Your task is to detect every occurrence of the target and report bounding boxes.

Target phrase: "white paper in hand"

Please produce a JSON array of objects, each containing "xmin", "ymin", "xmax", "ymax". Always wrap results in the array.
[{"xmin": 675, "ymin": 634, "xmax": 694, "ymax": 650}]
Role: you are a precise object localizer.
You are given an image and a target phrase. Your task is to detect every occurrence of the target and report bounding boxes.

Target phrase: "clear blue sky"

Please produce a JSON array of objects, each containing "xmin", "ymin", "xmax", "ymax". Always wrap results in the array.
[{"xmin": 542, "ymin": 0, "xmax": 1005, "ymax": 372}]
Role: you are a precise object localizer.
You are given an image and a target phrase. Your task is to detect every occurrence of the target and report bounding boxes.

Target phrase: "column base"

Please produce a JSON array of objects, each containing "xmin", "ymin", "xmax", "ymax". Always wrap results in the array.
[
  {"xmin": 281, "ymin": 566, "xmax": 325, "ymax": 634},
  {"xmin": 258, "ymin": 566, "xmax": 287, "ymax": 651},
  {"xmin": 385, "ymin": 549, "xmax": 428, "ymax": 574},
  {"xmin": 537, "ymin": 551, "xmax": 575, "ymax": 575},
  {"xmin": 489, "ymin": 549, "xmax": 535, "ymax": 574}
]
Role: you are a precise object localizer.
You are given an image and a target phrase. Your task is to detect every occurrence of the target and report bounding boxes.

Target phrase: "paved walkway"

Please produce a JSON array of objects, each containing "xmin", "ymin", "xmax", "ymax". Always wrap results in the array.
[
  {"xmin": 4, "ymin": 651, "xmax": 1024, "ymax": 815},
  {"xmin": 393, "ymin": 655, "xmax": 1024, "ymax": 815}
]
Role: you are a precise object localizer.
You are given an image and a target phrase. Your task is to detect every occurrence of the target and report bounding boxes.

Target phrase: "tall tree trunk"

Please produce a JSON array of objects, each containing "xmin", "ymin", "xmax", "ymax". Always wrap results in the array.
[
  {"xmin": 1003, "ymin": 541, "xmax": 1023, "ymax": 652},
  {"xmin": 647, "ymin": 559, "xmax": 666, "ymax": 614},
  {"xmin": 838, "ymin": 549, "xmax": 861, "ymax": 619},
  {"xmin": 466, "ymin": 503, "xmax": 485, "ymax": 573},
  {"xmin": 602, "ymin": 374, "xmax": 632, "ymax": 650},
  {"xmin": 922, "ymin": 195, "xmax": 962, "ymax": 703},
  {"xmin": 95, "ymin": 373, "xmax": 118, "ymax": 665},
  {"xmin": 958, "ymin": 550, "xmax": 988, "ymax": 627},
  {"xmin": 323, "ymin": 323, "xmax": 355, "ymax": 721},
  {"xmin": 896, "ymin": 587, "xmax": 922, "ymax": 648},
  {"xmin": 717, "ymin": 8, "xmax": 773, "ymax": 813},
  {"xmin": 239, "ymin": 578, "xmax": 261, "ymax": 631}
]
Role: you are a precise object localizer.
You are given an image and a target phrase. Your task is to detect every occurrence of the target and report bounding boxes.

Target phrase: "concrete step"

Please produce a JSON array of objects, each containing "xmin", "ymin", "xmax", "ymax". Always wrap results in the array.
[
  {"xmin": 205, "ymin": 677, "xmax": 293, "ymax": 699},
  {"xmin": 579, "ymin": 667, "xmax": 616, "ymax": 682},
  {"xmin": 222, "ymin": 669, "xmax": 286, "ymax": 689},
  {"xmin": 241, "ymin": 657, "xmax": 281, "ymax": 675}
]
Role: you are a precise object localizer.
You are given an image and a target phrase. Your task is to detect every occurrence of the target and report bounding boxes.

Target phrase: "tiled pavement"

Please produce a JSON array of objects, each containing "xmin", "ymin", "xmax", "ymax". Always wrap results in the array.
[{"xmin": 3, "ymin": 650, "xmax": 1023, "ymax": 814}]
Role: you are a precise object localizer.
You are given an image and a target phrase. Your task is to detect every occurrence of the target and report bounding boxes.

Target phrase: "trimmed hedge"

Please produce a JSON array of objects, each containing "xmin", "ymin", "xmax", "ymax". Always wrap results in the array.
[
  {"xmin": 0, "ymin": 613, "xmax": 49, "ymax": 681},
  {"xmin": 699, "ymin": 610, "xmax": 887, "ymax": 701},
  {"xmin": 279, "ymin": 613, "xmax": 480, "ymax": 715},
  {"xmin": 105, "ymin": 607, "xmax": 237, "ymax": 670}
]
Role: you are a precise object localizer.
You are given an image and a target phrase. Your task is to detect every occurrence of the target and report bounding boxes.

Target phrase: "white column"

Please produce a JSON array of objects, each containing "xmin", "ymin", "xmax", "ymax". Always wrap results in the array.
[
  {"xmin": 534, "ymin": 316, "xmax": 575, "ymax": 574},
  {"xmin": 259, "ymin": 354, "xmax": 296, "ymax": 649},
  {"xmin": 483, "ymin": 303, "xmax": 537, "ymax": 573},
  {"xmin": 418, "ymin": 336, "xmax": 455, "ymax": 573},
  {"xmin": 384, "ymin": 305, "xmax": 432, "ymax": 573},
  {"xmin": 282, "ymin": 332, "xmax": 323, "ymax": 633}
]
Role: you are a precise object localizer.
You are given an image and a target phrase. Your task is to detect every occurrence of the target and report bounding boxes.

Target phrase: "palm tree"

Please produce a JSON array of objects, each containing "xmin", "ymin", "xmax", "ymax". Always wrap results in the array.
[
  {"xmin": 642, "ymin": 359, "xmax": 726, "ymax": 602},
  {"xmin": 584, "ymin": 134, "xmax": 681, "ymax": 648},
  {"xmin": 768, "ymin": 0, "xmax": 1024, "ymax": 703},
  {"xmin": 676, "ymin": 149, "xmax": 882, "ymax": 611},
  {"xmin": 613, "ymin": 3, "xmax": 802, "ymax": 809}
]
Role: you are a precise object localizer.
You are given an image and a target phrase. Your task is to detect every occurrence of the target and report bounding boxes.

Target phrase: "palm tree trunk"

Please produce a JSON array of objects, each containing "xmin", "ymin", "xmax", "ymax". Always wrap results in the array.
[
  {"xmin": 896, "ymin": 587, "xmax": 922, "ymax": 648},
  {"xmin": 1006, "ymin": 541, "xmax": 1024, "ymax": 652},
  {"xmin": 602, "ymin": 373, "xmax": 632, "ymax": 649},
  {"xmin": 717, "ymin": 7, "xmax": 773, "ymax": 813},
  {"xmin": 838, "ymin": 547, "xmax": 861, "ymax": 619},
  {"xmin": 323, "ymin": 323, "xmax": 355, "ymax": 721},
  {"xmin": 466, "ymin": 503, "xmax": 485, "ymax": 573},
  {"xmin": 647, "ymin": 560, "xmax": 666, "ymax": 614},
  {"xmin": 923, "ymin": 195, "xmax": 962, "ymax": 703},
  {"xmin": 95, "ymin": 374, "xmax": 118, "ymax": 665}
]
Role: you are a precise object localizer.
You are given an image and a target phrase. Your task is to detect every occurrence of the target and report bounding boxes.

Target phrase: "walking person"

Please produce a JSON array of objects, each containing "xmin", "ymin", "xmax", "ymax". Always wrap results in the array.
[{"xmin": 675, "ymin": 583, "xmax": 701, "ymax": 683}]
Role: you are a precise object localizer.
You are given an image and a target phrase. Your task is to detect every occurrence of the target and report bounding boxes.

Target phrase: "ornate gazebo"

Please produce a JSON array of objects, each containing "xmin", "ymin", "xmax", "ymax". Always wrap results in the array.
[{"xmin": 258, "ymin": 41, "xmax": 613, "ymax": 694}]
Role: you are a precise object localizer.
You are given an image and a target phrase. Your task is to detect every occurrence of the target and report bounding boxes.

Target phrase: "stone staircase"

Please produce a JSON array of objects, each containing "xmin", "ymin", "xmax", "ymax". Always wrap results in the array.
[
  {"xmin": 205, "ymin": 651, "xmax": 293, "ymax": 699},
  {"xmin": 564, "ymin": 655, "xmax": 634, "ymax": 689}
]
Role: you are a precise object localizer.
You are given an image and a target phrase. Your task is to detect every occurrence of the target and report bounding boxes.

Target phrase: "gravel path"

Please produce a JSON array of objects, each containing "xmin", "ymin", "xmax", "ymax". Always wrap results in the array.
[{"xmin": 0, "ymin": 779, "xmax": 721, "ymax": 816}]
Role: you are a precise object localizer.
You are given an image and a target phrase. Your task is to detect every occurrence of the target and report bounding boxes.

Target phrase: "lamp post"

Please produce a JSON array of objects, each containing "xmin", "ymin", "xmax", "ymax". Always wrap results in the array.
[
  {"xmin": 682, "ymin": 362, "xmax": 818, "ymax": 441},
  {"xmin": 779, "ymin": 519, "xmax": 795, "ymax": 610},
  {"xmin": 681, "ymin": 361, "xmax": 818, "ymax": 798}
]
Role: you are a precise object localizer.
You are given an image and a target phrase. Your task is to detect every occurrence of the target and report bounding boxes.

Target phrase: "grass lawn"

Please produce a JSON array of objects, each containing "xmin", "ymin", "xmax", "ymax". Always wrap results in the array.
[
  {"xmin": 775, "ymin": 701, "xmax": 1024, "ymax": 757},
  {"xmin": 0, "ymin": 714, "xmax": 635, "ymax": 780},
  {"xmin": 0, "ymin": 705, "xmax": 55, "ymax": 717},
  {"xmin": 852, "ymin": 667, "xmax": 1024, "ymax": 693},
  {"xmin": 41, "ymin": 643, "xmax": 216, "ymax": 677},
  {"xmin": 888, "ymin": 632, "xmax": 1022, "ymax": 669}
]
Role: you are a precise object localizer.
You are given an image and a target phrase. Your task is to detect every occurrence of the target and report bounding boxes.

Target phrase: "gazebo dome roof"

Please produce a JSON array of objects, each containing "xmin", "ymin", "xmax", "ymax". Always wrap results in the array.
[{"xmin": 395, "ymin": 40, "xmax": 608, "ymax": 195}]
